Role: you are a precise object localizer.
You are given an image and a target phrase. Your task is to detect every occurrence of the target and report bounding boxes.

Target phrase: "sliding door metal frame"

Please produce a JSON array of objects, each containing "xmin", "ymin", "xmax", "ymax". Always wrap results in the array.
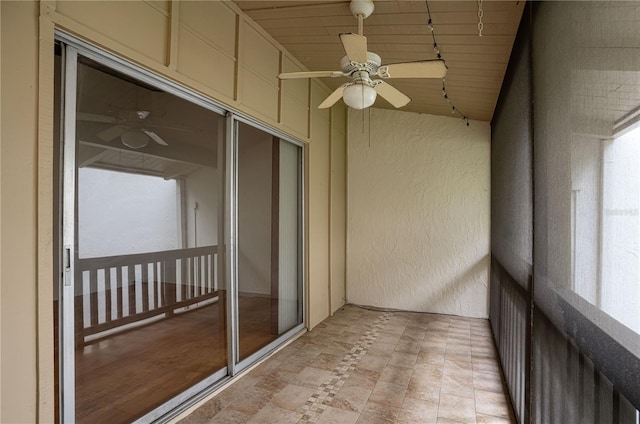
[
  {"xmin": 226, "ymin": 115, "xmax": 240, "ymax": 377},
  {"xmin": 56, "ymin": 30, "xmax": 307, "ymax": 422},
  {"xmin": 61, "ymin": 44, "xmax": 78, "ymax": 424}
]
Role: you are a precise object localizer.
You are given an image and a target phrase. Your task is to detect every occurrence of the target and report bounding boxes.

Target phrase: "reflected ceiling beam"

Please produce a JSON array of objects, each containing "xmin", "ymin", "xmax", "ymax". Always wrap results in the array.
[
  {"xmin": 77, "ymin": 145, "xmax": 109, "ymax": 168},
  {"xmin": 77, "ymin": 121, "xmax": 217, "ymax": 167},
  {"xmin": 162, "ymin": 162, "xmax": 204, "ymax": 180}
]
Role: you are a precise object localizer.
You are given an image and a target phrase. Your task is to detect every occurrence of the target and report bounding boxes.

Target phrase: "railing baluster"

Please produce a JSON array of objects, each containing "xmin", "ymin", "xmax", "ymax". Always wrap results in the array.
[
  {"xmin": 141, "ymin": 262, "xmax": 149, "ymax": 313},
  {"xmin": 181, "ymin": 257, "xmax": 188, "ymax": 301},
  {"xmin": 204, "ymin": 254, "xmax": 210, "ymax": 294},
  {"xmin": 89, "ymin": 268, "xmax": 99, "ymax": 327},
  {"xmin": 105, "ymin": 267, "xmax": 112, "ymax": 323},
  {"xmin": 128, "ymin": 265, "xmax": 136, "ymax": 315},
  {"xmin": 116, "ymin": 267, "xmax": 123, "ymax": 319}
]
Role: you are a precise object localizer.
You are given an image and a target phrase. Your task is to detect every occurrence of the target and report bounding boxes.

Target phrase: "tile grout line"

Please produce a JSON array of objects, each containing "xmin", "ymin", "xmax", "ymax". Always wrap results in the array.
[{"xmin": 294, "ymin": 312, "xmax": 393, "ymax": 424}]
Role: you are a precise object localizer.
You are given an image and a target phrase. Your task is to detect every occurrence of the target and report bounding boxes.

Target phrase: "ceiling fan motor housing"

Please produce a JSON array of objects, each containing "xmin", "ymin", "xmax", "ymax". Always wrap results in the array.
[{"xmin": 341, "ymin": 52, "xmax": 381, "ymax": 75}]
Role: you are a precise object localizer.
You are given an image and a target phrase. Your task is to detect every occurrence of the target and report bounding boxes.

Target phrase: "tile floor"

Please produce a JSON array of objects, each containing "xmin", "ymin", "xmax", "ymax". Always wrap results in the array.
[{"xmin": 179, "ymin": 305, "xmax": 516, "ymax": 424}]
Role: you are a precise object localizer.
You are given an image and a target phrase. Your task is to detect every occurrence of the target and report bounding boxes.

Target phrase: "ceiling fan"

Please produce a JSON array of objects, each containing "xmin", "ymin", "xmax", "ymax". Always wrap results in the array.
[
  {"xmin": 277, "ymin": 0, "xmax": 447, "ymax": 110},
  {"xmin": 78, "ymin": 109, "xmax": 170, "ymax": 149}
]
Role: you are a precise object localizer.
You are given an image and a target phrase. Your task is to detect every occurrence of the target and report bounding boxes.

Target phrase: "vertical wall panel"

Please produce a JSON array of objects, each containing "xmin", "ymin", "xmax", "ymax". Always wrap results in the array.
[
  {"xmin": 330, "ymin": 105, "xmax": 347, "ymax": 313},
  {"xmin": 241, "ymin": 24, "xmax": 279, "ymax": 121},
  {"xmin": 177, "ymin": 2, "xmax": 236, "ymax": 99},
  {"xmin": 308, "ymin": 81, "xmax": 331, "ymax": 327},
  {"xmin": 281, "ymin": 56, "xmax": 309, "ymax": 138},
  {"xmin": 55, "ymin": 1, "xmax": 169, "ymax": 64}
]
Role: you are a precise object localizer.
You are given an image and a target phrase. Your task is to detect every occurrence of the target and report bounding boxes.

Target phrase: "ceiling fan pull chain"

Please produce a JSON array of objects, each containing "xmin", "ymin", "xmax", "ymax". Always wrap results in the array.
[{"xmin": 477, "ymin": 0, "xmax": 484, "ymax": 37}]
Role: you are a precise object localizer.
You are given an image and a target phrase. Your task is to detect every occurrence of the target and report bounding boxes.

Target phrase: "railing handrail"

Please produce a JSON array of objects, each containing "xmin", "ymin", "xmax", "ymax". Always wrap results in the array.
[{"xmin": 77, "ymin": 245, "xmax": 218, "ymax": 270}]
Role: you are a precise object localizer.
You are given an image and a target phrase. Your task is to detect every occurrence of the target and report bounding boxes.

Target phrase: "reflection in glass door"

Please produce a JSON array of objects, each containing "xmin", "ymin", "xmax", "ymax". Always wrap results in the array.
[
  {"xmin": 60, "ymin": 46, "xmax": 227, "ymax": 423},
  {"xmin": 58, "ymin": 38, "xmax": 306, "ymax": 423},
  {"xmin": 236, "ymin": 121, "xmax": 304, "ymax": 363}
]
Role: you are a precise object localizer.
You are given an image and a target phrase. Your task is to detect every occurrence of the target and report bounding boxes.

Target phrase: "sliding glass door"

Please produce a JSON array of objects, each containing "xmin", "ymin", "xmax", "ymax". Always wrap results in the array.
[
  {"xmin": 59, "ymin": 44, "xmax": 228, "ymax": 423},
  {"xmin": 235, "ymin": 122, "xmax": 304, "ymax": 364},
  {"xmin": 56, "ymin": 37, "xmax": 305, "ymax": 423}
]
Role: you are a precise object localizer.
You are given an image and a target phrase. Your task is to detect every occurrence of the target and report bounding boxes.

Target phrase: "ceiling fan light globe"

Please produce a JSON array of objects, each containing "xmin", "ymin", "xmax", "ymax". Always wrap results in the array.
[
  {"xmin": 121, "ymin": 131, "xmax": 149, "ymax": 149},
  {"xmin": 343, "ymin": 84, "xmax": 377, "ymax": 109}
]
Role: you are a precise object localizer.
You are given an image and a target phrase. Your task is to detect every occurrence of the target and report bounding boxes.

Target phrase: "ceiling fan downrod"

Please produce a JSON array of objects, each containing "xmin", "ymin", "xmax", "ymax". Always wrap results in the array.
[{"xmin": 349, "ymin": 0, "xmax": 374, "ymax": 36}]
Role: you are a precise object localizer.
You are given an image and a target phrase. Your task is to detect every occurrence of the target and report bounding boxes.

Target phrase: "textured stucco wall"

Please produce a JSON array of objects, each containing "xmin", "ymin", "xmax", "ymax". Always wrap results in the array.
[{"xmin": 347, "ymin": 108, "xmax": 490, "ymax": 318}]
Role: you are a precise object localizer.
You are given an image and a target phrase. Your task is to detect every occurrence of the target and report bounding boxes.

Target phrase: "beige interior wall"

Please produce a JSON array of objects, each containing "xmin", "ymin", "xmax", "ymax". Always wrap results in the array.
[
  {"xmin": 0, "ymin": 1, "xmax": 3, "ymax": 419},
  {"xmin": 1, "ymin": 2, "xmax": 40, "ymax": 423},
  {"xmin": 0, "ymin": 0, "xmax": 346, "ymax": 421},
  {"xmin": 347, "ymin": 108, "xmax": 491, "ymax": 319}
]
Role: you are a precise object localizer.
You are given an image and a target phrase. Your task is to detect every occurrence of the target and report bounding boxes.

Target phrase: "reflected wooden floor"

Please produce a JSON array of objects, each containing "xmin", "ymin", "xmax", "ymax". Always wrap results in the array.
[{"xmin": 69, "ymin": 294, "xmax": 278, "ymax": 424}]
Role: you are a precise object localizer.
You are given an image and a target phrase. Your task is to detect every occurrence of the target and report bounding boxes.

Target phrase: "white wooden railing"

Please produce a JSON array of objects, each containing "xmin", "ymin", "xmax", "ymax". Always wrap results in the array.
[{"xmin": 76, "ymin": 245, "xmax": 218, "ymax": 345}]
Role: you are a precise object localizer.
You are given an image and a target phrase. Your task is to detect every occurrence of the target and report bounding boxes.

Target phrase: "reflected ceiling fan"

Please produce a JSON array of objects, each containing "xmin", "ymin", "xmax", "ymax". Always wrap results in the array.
[
  {"xmin": 278, "ymin": 0, "xmax": 447, "ymax": 110},
  {"xmin": 78, "ymin": 109, "xmax": 171, "ymax": 149}
]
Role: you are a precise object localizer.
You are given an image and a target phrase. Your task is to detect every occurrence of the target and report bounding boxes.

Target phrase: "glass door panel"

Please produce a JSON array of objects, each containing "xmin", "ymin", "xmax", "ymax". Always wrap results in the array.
[
  {"xmin": 66, "ymin": 53, "xmax": 227, "ymax": 423},
  {"xmin": 236, "ymin": 122, "xmax": 303, "ymax": 362}
]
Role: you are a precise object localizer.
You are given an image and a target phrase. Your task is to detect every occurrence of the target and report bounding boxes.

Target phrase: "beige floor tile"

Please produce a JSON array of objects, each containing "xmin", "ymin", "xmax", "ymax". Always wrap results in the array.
[
  {"xmin": 254, "ymin": 373, "xmax": 289, "ymax": 392},
  {"xmin": 368, "ymin": 380, "xmax": 407, "ymax": 408},
  {"xmin": 342, "ymin": 367, "xmax": 380, "ymax": 391},
  {"xmin": 417, "ymin": 348, "xmax": 447, "ymax": 366},
  {"xmin": 476, "ymin": 412, "xmax": 516, "ymax": 424},
  {"xmin": 397, "ymin": 396, "xmax": 438, "ymax": 423},
  {"xmin": 379, "ymin": 364, "xmax": 414, "ymax": 386},
  {"xmin": 246, "ymin": 403, "xmax": 298, "ymax": 424},
  {"xmin": 311, "ymin": 352, "xmax": 345, "ymax": 371},
  {"xmin": 330, "ymin": 385, "xmax": 372, "ymax": 413},
  {"xmin": 227, "ymin": 386, "xmax": 272, "ymax": 415},
  {"xmin": 473, "ymin": 370, "xmax": 505, "ymax": 393},
  {"xmin": 395, "ymin": 339, "xmax": 422, "ymax": 354},
  {"xmin": 182, "ymin": 306, "xmax": 515, "ymax": 424},
  {"xmin": 438, "ymin": 393, "xmax": 477, "ymax": 423},
  {"xmin": 387, "ymin": 351, "xmax": 418, "ymax": 368},
  {"xmin": 368, "ymin": 341, "xmax": 397, "ymax": 356},
  {"xmin": 209, "ymin": 408, "xmax": 251, "ymax": 424},
  {"xmin": 413, "ymin": 360, "xmax": 444, "ymax": 377},
  {"xmin": 441, "ymin": 371, "xmax": 475, "ymax": 399},
  {"xmin": 291, "ymin": 366, "xmax": 333, "ymax": 389},
  {"xmin": 315, "ymin": 405, "xmax": 360, "ymax": 424},
  {"xmin": 406, "ymin": 377, "xmax": 441, "ymax": 403},
  {"xmin": 376, "ymin": 331, "xmax": 402, "ymax": 345},
  {"xmin": 474, "ymin": 388, "xmax": 512, "ymax": 418},
  {"xmin": 357, "ymin": 353, "xmax": 389, "ymax": 371},
  {"xmin": 270, "ymin": 384, "xmax": 316, "ymax": 411},
  {"xmin": 356, "ymin": 401, "xmax": 400, "ymax": 424}
]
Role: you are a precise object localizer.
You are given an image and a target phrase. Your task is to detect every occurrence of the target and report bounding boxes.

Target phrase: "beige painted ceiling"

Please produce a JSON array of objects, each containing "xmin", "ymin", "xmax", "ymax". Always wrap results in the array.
[{"xmin": 234, "ymin": 0, "xmax": 525, "ymax": 122}]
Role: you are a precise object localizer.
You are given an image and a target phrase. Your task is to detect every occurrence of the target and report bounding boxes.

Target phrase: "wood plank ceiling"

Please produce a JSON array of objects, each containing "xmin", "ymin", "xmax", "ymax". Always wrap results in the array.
[{"xmin": 234, "ymin": 0, "xmax": 525, "ymax": 122}]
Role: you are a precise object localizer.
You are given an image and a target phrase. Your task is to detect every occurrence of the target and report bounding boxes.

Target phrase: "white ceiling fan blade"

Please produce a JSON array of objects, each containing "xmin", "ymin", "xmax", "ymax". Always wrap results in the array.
[
  {"xmin": 77, "ymin": 112, "xmax": 118, "ymax": 123},
  {"xmin": 98, "ymin": 124, "xmax": 127, "ymax": 142},
  {"xmin": 373, "ymin": 81, "xmax": 411, "ymax": 108},
  {"xmin": 143, "ymin": 130, "xmax": 169, "ymax": 146},
  {"xmin": 318, "ymin": 84, "xmax": 347, "ymax": 109},
  {"xmin": 377, "ymin": 60, "xmax": 447, "ymax": 79},
  {"xmin": 278, "ymin": 71, "xmax": 345, "ymax": 80},
  {"xmin": 339, "ymin": 33, "xmax": 368, "ymax": 63}
]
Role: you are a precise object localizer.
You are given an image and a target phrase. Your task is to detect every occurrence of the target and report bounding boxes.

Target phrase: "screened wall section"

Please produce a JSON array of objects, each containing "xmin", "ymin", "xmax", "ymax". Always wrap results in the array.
[
  {"xmin": 491, "ymin": 2, "xmax": 640, "ymax": 424},
  {"xmin": 55, "ymin": 37, "xmax": 305, "ymax": 423}
]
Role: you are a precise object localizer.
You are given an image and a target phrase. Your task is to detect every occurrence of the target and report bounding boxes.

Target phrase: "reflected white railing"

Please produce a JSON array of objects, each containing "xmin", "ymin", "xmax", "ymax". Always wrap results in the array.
[{"xmin": 76, "ymin": 245, "xmax": 219, "ymax": 345}]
